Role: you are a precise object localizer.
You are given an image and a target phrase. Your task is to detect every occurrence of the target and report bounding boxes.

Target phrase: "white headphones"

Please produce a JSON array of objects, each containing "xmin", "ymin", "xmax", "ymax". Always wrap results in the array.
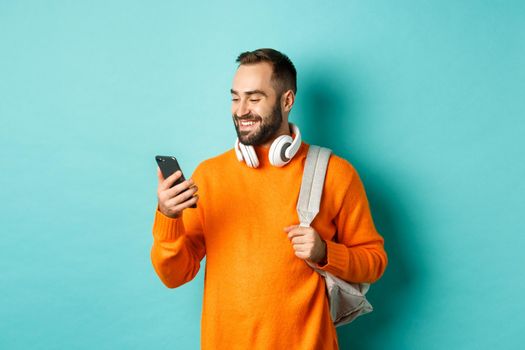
[{"xmin": 234, "ymin": 123, "xmax": 302, "ymax": 168}]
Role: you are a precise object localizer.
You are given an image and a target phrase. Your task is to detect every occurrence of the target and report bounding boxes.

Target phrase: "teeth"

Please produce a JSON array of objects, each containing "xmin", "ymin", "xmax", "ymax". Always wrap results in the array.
[{"xmin": 241, "ymin": 121, "xmax": 257, "ymax": 126}]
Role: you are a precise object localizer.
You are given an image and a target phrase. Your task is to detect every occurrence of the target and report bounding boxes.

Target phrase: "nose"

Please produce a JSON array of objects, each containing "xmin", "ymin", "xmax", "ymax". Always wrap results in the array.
[{"xmin": 235, "ymin": 99, "xmax": 249, "ymax": 117}]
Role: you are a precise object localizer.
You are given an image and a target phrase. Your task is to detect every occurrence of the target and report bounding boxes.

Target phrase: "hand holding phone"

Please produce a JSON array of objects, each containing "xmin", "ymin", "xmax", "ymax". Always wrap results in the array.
[{"xmin": 156, "ymin": 155, "xmax": 198, "ymax": 218}]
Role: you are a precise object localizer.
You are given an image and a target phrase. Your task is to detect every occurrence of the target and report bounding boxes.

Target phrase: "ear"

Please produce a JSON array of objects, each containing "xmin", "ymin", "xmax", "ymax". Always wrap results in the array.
[{"xmin": 281, "ymin": 89, "xmax": 295, "ymax": 112}]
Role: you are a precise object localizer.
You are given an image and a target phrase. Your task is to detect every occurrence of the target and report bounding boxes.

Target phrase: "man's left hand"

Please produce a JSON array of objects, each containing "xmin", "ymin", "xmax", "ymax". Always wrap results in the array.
[{"xmin": 284, "ymin": 225, "xmax": 327, "ymax": 265}]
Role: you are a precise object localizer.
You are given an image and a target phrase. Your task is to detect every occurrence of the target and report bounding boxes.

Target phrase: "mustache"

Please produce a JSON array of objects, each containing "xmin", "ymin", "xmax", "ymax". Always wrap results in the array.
[{"xmin": 233, "ymin": 114, "xmax": 261, "ymax": 122}]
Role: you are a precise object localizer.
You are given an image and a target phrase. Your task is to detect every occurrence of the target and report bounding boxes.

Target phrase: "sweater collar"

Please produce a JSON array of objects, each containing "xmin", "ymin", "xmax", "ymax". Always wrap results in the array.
[{"xmin": 251, "ymin": 135, "xmax": 307, "ymax": 168}]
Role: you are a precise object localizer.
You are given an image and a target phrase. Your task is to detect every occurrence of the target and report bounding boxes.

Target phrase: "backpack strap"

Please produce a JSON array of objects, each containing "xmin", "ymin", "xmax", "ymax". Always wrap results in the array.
[
  {"xmin": 296, "ymin": 145, "xmax": 373, "ymax": 327},
  {"xmin": 297, "ymin": 145, "xmax": 332, "ymax": 227}
]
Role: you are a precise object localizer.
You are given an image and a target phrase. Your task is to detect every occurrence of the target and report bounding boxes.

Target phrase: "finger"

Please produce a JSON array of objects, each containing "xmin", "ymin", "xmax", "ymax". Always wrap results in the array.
[
  {"xmin": 291, "ymin": 236, "xmax": 310, "ymax": 245},
  {"xmin": 165, "ymin": 186, "xmax": 198, "ymax": 207},
  {"xmin": 283, "ymin": 224, "xmax": 299, "ymax": 232},
  {"xmin": 171, "ymin": 194, "xmax": 199, "ymax": 213},
  {"xmin": 294, "ymin": 251, "xmax": 309, "ymax": 259},
  {"xmin": 157, "ymin": 167, "xmax": 164, "ymax": 182},
  {"xmin": 165, "ymin": 187, "xmax": 197, "ymax": 208},
  {"xmin": 292, "ymin": 244, "xmax": 309, "ymax": 253},
  {"xmin": 287, "ymin": 228, "xmax": 310, "ymax": 240},
  {"xmin": 165, "ymin": 178, "xmax": 196, "ymax": 198},
  {"xmin": 159, "ymin": 170, "xmax": 182, "ymax": 191}
]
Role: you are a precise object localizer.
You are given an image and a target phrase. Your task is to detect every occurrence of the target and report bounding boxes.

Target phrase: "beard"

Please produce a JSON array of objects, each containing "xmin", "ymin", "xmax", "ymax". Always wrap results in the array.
[{"xmin": 232, "ymin": 102, "xmax": 283, "ymax": 146}]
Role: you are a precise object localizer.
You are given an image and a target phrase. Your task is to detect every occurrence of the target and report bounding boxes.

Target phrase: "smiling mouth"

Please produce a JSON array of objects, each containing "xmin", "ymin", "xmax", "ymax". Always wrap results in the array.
[
  {"xmin": 237, "ymin": 119, "xmax": 260, "ymax": 130},
  {"xmin": 240, "ymin": 120, "xmax": 257, "ymax": 126}
]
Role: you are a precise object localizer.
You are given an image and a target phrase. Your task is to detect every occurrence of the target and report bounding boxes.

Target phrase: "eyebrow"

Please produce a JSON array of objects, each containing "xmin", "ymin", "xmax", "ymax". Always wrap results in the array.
[{"xmin": 230, "ymin": 89, "xmax": 268, "ymax": 97}]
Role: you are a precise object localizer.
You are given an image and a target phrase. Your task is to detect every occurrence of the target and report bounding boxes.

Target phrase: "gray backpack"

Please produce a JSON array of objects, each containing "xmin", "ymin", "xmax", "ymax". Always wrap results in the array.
[{"xmin": 297, "ymin": 145, "xmax": 373, "ymax": 327}]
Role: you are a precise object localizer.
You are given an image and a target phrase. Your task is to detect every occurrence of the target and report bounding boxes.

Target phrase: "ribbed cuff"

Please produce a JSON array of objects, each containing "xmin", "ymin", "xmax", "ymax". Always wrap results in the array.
[
  {"xmin": 317, "ymin": 239, "xmax": 349, "ymax": 276},
  {"xmin": 152, "ymin": 208, "xmax": 185, "ymax": 241}
]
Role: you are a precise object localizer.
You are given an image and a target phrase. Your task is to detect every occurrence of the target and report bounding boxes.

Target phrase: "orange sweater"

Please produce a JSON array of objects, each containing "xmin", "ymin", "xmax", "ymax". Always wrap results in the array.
[{"xmin": 151, "ymin": 141, "xmax": 387, "ymax": 350}]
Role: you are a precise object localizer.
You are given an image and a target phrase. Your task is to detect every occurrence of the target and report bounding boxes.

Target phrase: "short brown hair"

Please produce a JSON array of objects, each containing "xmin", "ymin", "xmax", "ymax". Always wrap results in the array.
[{"xmin": 236, "ymin": 48, "xmax": 297, "ymax": 95}]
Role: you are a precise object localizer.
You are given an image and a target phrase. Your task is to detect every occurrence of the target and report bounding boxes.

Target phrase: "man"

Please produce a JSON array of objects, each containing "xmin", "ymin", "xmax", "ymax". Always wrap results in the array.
[{"xmin": 151, "ymin": 48, "xmax": 387, "ymax": 349}]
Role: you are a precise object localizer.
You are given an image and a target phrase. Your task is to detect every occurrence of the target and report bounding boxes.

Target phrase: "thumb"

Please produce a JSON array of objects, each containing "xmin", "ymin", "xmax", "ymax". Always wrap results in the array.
[{"xmin": 283, "ymin": 225, "xmax": 298, "ymax": 232}]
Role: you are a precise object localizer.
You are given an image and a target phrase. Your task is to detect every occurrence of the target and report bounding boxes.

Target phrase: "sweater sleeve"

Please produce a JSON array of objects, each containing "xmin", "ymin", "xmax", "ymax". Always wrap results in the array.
[
  {"xmin": 150, "ymin": 167, "xmax": 206, "ymax": 289},
  {"xmin": 316, "ymin": 167, "xmax": 388, "ymax": 284}
]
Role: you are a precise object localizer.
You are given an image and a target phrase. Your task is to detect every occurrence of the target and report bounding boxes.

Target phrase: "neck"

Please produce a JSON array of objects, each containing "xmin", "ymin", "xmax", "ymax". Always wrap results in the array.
[{"xmin": 260, "ymin": 122, "xmax": 291, "ymax": 148}]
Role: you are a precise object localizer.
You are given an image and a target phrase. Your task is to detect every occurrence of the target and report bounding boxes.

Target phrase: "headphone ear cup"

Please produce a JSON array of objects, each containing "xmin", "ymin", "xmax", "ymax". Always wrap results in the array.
[
  {"xmin": 269, "ymin": 135, "xmax": 293, "ymax": 167},
  {"xmin": 240, "ymin": 143, "xmax": 259, "ymax": 168},
  {"xmin": 285, "ymin": 122, "xmax": 302, "ymax": 160},
  {"xmin": 234, "ymin": 139, "xmax": 244, "ymax": 162}
]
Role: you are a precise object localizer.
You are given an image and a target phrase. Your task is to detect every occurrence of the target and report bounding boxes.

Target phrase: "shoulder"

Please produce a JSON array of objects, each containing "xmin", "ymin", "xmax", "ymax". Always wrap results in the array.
[
  {"xmin": 322, "ymin": 149, "xmax": 363, "ymax": 202},
  {"xmin": 326, "ymin": 150, "xmax": 359, "ymax": 184},
  {"xmin": 326, "ymin": 150, "xmax": 374, "ymax": 212}
]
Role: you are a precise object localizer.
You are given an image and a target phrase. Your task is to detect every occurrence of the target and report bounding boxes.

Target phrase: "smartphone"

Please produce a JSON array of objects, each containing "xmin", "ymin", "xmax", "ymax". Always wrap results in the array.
[{"xmin": 155, "ymin": 155, "xmax": 197, "ymax": 208}]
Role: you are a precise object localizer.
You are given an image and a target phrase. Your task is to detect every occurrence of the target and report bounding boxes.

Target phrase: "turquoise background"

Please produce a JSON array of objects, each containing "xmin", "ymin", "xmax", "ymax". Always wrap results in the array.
[{"xmin": 1, "ymin": 1, "xmax": 524, "ymax": 349}]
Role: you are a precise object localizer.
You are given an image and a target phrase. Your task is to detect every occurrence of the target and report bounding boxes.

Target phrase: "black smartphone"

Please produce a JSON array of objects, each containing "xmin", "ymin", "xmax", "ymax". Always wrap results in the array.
[{"xmin": 155, "ymin": 155, "xmax": 197, "ymax": 208}]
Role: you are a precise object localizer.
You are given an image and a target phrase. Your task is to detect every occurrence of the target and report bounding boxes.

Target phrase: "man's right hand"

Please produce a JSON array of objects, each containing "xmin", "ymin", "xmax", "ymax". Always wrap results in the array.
[{"xmin": 157, "ymin": 167, "xmax": 199, "ymax": 219}]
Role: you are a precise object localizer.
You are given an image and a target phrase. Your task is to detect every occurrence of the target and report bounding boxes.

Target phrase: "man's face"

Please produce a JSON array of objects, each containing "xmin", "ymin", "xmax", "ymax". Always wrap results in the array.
[{"xmin": 231, "ymin": 62, "xmax": 283, "ymax": 146}]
